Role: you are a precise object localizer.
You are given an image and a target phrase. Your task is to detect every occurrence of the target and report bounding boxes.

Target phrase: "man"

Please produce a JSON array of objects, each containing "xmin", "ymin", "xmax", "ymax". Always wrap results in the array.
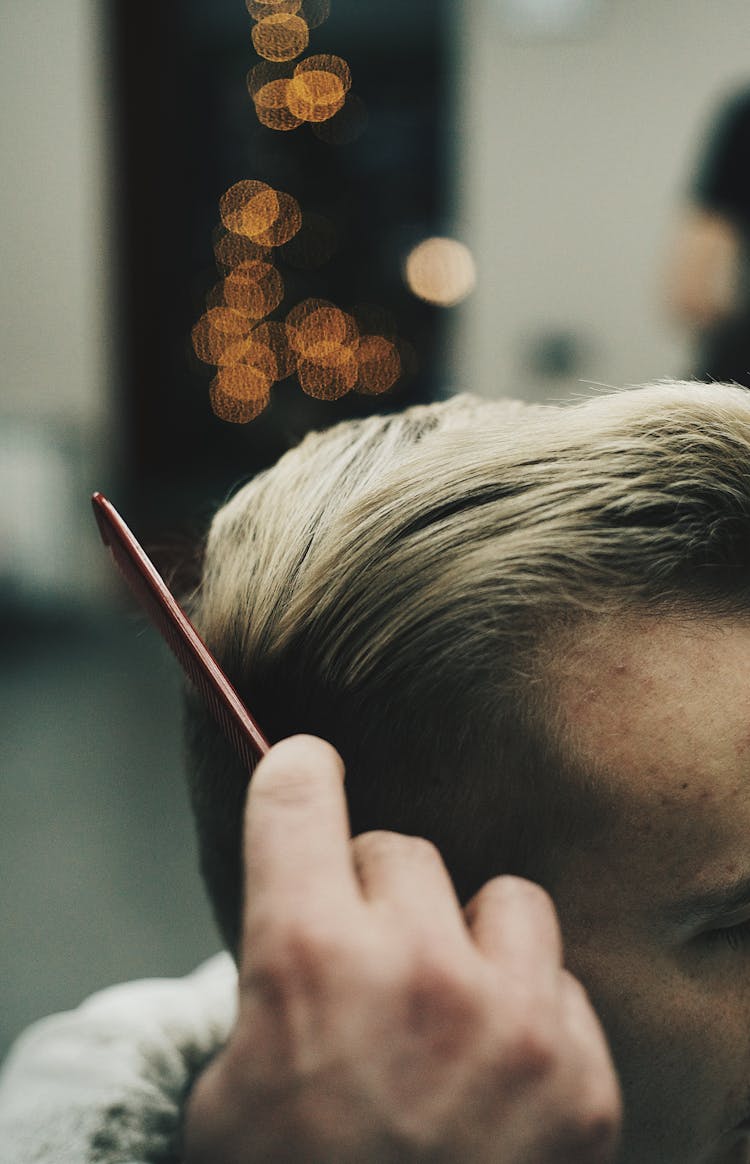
[
  {"xmin": 3, "ymin": 381, "xmax": 750, "ymax": 1162},
  {"xmin": 666, "ymin": 87, "xmax": 750, "ymax": 386}
]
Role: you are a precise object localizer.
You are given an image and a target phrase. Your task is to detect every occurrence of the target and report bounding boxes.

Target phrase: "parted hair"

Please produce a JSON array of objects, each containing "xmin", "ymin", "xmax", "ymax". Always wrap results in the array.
[{"xmin": 185, "ymin": 382, "xmax": 750, "ymax": 953}]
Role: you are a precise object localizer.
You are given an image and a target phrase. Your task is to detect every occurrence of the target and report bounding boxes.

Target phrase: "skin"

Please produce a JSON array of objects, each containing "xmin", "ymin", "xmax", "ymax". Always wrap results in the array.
[
  {"xmin": 184, "ymin": 737, "xmax": 620, "ymax": 1164},
  {"xmin": 547, "ymin": 614, "xmax": 750, "ymax": 1164},
  {"xmin": 186, "ymin": 612, "xmax": 750, "ymax": 1164},
  {"xmin": 665, "ymin": 208, "xmax": 739, "ymax": 329}
]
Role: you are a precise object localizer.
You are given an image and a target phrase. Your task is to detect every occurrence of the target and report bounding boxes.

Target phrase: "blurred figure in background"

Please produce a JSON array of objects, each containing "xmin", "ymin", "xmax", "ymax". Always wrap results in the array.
[{"xmin": 666, "ymin": 86, "xmax": 750, "ymax": 386}]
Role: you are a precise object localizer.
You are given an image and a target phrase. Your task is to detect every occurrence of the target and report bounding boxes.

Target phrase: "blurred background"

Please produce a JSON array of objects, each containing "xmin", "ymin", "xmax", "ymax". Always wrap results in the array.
[{"xmin": 2, "ymin": 0, "xmax": 750, "ymax": 1057}]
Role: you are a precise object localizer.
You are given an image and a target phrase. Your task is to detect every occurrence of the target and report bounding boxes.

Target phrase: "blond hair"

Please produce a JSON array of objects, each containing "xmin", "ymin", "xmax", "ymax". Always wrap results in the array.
[{"xmin": 186, "ymin": 382, "xmax": 750, "ymax": 952}]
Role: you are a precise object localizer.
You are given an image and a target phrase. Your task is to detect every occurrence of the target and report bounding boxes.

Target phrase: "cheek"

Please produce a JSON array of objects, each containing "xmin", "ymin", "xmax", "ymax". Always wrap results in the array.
[
  {"xmin": 568, "ymin": 945, "xmax": 744, "ymax": 1157},
  {"xmin": 584, "ymin": 947, "xmax": 734, "ymax": 1069}
]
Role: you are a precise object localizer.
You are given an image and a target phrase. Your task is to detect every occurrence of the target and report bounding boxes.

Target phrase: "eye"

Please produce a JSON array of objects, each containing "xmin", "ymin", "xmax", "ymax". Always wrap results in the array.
[{"xmin": 704, "ymin": 919, "xmax": 750, "ymax": 951}]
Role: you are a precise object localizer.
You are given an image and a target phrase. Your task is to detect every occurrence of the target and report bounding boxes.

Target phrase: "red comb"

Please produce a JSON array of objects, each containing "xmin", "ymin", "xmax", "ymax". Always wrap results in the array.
[{"xmin": 91, "ymin": 492, "xmax": 270, "ymax": 770}]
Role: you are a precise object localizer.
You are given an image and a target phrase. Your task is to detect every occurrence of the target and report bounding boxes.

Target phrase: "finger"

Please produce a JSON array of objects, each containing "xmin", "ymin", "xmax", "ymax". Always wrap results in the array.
[
  {"xmin": 556, "ymin": 971, "xmax": 622, "ymax": 1159},
  {"xmin": 352, "ymin": 830, "xmax": 469, "ymax": 943},
  {"xmin": 241, "ymin": 735, "xmax": 359, "ymax": 943},
  {"xmin": 465, "ymin": 875, "xmax": 564, "ymax": 987},
  {"xmin": 558, "ymin": 972, "xmax": 620, "ymax": 1097}
]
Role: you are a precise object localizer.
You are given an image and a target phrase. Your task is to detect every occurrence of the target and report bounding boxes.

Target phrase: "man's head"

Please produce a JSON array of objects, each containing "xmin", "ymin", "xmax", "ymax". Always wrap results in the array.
[
  {"xmin": 545, "ymin": 612, "xmax": 750, "ymax": 1164},
  {"xmin": 186, "ymin": 380, "xmax": 750, "ymax": 1163}
]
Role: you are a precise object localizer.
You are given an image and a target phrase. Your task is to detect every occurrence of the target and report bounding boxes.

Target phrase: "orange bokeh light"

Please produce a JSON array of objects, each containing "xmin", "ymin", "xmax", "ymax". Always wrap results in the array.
[
  {"xmin": 247, "ymin": 60, "xmax": 292, "ymax": 98},
  {"xmin": 220, "ymin": 181, "xmax": 302, "ymax": 246},
  {"xmin": 252, "ymin": 192, "xmax": 303, "ymax": 246},
  {"xmin": 210, "ymin": 366, "xmax": 272, "ymax": 424},
  {"xmin": 251, "ymin": 320, "xmax": 297, "ymax": 379},
  {"xmin": 248, "ymin": 56, "xmax": 352, "ymax": 131},
  {"xmin": 214, "ymin": 231, "xmax": 271, "ymax": 272},
  {"xmin": 287, "ymin": 70, "xmax": 345, "ymax": 123},
  {"xmin": 296, "ymin": 54, "xmax": 352, "ymax": 92},
  {"xmin": 356, "ymin": 335, "xmax": 402, "ymax": 394},
  {"xmin": 246, "ymin": 0, "xmax": 301, "ymax": 18},
  {"xmin": 227, "ymin": 335, "xmax": 279, "ymax": 381},
  {"xmin": 223, "ymin": 261, "xmax": 285, "ymax": 318},
  {"xmin": 214, "ymin": 363, "xmax": 272, "ymax": 399},
  {"xmin": 285, "ymin": 299, "xmax": 366, "ymax": 400},
  {"xmin": 297, "ymin": 350, "xmax": 359, "ymax": 399},
  {"xmin": 194, "ymin": 296, "xmax": 302, "ymax": 386},
  {"xmin": 192, "ymin": 308, "xmax": 253, "ymax": 365},
  {"xmin": 286, "ymin": 299, "xmax": 359, "ymax": 358},
  {"xmin": 254, "ymin": 80, "xmax": 303, "ymax": 131},
  {"xmin": 252, "ymin": 13, "xmax": 309, "ymax": 63},
  {"xmin": 220, "ymin": 180, "xmax": 279, "ymax": 238},
  {"xmin": 205, "ymin": 305, "xmax": 252, "ymax": 337}
]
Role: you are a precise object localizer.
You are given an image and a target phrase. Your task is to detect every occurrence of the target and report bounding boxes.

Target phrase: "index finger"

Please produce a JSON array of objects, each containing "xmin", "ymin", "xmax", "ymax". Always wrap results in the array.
[
  {"xmin": 241, "ymin": 735, "xmax": 360, "ymax": 945},
  {"xmin": 465, "ymin": 875, "xmax": 564, "ymax": 989}
]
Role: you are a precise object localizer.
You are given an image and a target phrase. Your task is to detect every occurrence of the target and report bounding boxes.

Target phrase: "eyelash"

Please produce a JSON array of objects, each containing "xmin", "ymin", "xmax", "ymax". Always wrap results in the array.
[{"xmin": 705, "ymin": 920, "xmax": 750, "ymax": 950}]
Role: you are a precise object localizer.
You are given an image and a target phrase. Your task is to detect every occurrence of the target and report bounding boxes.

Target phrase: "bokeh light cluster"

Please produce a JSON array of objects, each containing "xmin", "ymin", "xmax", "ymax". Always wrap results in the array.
[
  {"xmin": 194, "ymin": 2, "xmax": 409, "ymax": 423},
  {"xmin": 249, "ymin": 54, "xmax": 356, "ymax": 134},
  {"xmin": 193, "ymin": 175, "xmax": 403, "ymax": 420},
  {"xmin": 194, "ymin": 286, "xmax": 403, "ymax": 422},
  {"xmin": 245, "ymin": 0, "xmax": 366, "ymax": 144},
  {"xmin": 219, "ymin": 179, "xmax": 302, "ymax": 246}
]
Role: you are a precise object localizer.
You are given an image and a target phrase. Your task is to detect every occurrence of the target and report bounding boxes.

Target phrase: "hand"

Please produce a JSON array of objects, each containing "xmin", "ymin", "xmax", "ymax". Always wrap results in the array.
[{"xmin": 184, "ymin": 735, "xmax": 621, "ymax": 1164}]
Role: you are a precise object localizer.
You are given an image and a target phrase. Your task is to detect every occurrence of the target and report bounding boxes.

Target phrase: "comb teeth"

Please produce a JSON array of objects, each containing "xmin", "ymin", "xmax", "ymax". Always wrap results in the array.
[
  {"xmin": 163, "ymin": 620, "xmax": 259, "ymax": 772},
  {"xmin": 92, "ymin": 493, "xmax": 270, "ymax": 770}
]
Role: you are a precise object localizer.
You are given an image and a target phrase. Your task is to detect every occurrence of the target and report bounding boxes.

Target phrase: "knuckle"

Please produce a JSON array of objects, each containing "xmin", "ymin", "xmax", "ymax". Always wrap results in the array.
[
  {"xmin": 354, "ymin": 830, "xmax": 442, "ymax": 863},
  {"xmin": 404, "ymin": 957, "xmax": 481, "ymax": 1047},
  {"xmin": 504, "ymin": 875, "xmax": 556, "ymax": 913},
  {"xmin": 551, "ymin": 1067, "xmax": 622, "ymax": 1163},
  {"xmin": 558, "ymin": 1104, "xmax": 621, "ymax": 1164},
  {"xmin": 471, "ymin": 874, "xmax": 556, "ymax": 918},
  {"xmin": 404, "ymin": 834, "xmax": 443, "ymax": 863},
  {"xmin": 500, "ymin": 1019, "xmax": 558, "ymax": 1084},
  {"xmin": 352, "ymin": 829, "xmax": 406, "ymax": 858},
  {"xmin": 576, "ymin": 1080, "xmax": 623, "ymax": 1158},
  {"xmin": 246, "ymin": 916, "xmax": 346, "ymax": 1000}
]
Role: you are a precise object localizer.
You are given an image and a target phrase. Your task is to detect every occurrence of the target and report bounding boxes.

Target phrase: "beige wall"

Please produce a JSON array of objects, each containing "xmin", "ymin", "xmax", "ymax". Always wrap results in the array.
[
  {"xmin": 449, "ymin": 0, "xmax": 750, "ymax": 401},
  {"xmin": 0, "ymin": 0, "xmax": 112, "ymax": 603},
  {"xmin": 1, "ymin": 0, "xmax": 111, "ymax": 428}
]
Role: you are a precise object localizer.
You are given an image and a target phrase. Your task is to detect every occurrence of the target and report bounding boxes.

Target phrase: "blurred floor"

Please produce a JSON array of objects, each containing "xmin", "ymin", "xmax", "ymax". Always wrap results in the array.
[{"xmin": 0, "ymin": 608, "xmax": 220, "ymax": 1060}]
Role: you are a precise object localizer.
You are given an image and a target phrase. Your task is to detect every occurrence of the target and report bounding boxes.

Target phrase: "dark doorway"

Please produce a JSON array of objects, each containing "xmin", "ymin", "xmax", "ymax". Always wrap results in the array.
[{"xmin": 109, "ymin": 0, "xmax": 450, "ymax": 541}]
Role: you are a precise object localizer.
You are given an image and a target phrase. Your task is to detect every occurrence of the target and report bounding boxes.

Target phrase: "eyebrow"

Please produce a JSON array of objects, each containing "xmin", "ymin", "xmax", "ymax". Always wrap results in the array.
[{"xmin": 667, "ymin": 873, "xmax": 750, "ymax": 927}]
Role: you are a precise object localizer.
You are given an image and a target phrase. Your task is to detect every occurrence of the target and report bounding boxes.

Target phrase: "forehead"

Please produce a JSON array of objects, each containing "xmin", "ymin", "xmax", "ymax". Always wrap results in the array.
[{"xmin": 550, "ymin": 614, "xmax": 750, "ymax": 901}]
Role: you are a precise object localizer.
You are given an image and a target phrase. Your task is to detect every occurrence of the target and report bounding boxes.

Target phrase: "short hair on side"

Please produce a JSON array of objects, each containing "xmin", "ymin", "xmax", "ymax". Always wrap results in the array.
[{"xmin": 185, "ymin": 381, "xmax": 750, "ymax": 953}]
